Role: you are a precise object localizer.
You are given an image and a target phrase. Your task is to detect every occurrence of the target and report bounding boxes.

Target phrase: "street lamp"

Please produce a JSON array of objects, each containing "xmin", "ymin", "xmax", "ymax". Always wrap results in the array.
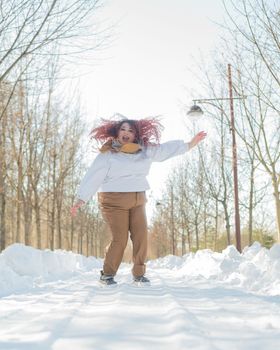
[{"xmin": 187, "ymin": 64, "xmax": 246, "ymax": 253}]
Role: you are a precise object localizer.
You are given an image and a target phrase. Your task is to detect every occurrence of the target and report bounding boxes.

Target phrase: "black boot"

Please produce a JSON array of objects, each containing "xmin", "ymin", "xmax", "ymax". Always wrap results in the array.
[
  {"xmin": 99, "ymin": 270, "xmax": 117, "ymax": 285},
  {"xmin": 133, "ymin": 275, "xmax": 150, "ymax": 283}
]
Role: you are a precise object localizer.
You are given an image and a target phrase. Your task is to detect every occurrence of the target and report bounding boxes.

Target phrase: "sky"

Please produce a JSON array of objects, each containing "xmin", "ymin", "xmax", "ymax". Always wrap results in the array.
[
  {"xmin": 81, "ymin": 0, "xmax": 226, "ymax": 128},
  {"xmin": 73, "ymin": 0, "xmax": 228, "ymax": 212}
]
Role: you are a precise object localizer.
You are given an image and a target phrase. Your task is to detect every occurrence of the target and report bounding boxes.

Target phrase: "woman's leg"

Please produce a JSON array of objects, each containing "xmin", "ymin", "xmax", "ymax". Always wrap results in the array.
[
  {"xmin": 129, "ymin": 192, "xmax": 148, "ymax": 277},
  {"xmin": 98, "ymin": 193, "xmax": 130, "ymax": 276}
]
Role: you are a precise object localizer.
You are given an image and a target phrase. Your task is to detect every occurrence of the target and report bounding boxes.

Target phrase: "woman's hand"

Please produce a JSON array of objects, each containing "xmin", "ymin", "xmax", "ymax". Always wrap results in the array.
[
  {"xmin": 189, "ymin": 131, "xmax": 207, "ymax": 149},
  {"xmin": 70, "ymin": 200, "xmax": 85, "ymax": 217}
]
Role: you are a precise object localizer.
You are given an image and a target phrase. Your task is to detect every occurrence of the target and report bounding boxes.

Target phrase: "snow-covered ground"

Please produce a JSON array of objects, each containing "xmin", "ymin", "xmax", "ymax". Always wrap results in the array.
[{"xmin": 1, "ymin": 242, "xmax": 280, "ymax": 350}]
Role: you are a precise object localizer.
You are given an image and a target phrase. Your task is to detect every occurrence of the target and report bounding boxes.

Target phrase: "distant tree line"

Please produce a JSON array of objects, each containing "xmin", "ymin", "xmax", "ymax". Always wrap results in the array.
[{"xmin": 0, "ymin": 0, "xmax": 111, "ymax": 255}]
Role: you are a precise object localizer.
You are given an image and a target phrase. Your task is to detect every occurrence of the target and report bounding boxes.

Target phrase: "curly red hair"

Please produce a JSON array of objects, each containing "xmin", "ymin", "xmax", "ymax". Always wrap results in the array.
[{"xmin": 90, "ymin": 116, "xmax": 163, "ymax": 146}]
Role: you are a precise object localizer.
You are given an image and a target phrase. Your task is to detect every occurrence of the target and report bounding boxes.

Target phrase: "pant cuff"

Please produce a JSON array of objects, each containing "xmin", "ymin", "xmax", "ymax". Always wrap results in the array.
[{"xmin": 132, "ymin": 264, "xmax": 146, "ymax": 277}]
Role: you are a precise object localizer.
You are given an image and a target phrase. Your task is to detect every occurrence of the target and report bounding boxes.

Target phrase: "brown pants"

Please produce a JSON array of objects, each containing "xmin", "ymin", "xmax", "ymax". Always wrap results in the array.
[{"xmin": 98, "ymin": 192, "xmax": 148, "ymax": 277}]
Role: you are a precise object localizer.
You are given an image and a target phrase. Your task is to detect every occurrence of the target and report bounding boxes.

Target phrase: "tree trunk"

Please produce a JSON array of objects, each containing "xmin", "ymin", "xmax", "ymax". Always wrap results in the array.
[
  {"xmin": 51, "ymin": 152, "xmax": 57, "ymax": 250},
  {"xmin": 170, "ymin": 186, "xmax": 176, "ymax": 255},
  {"xmin": 0, "ymin": 116, "xmax": 6, "ymax": 251},
  {"xmin": 34, "ymin": 192, "xmax": 41, "ymax": 249},
  {"xmin": 222, "ymin": 200, "xmax": 231, "ymax": 245},
  {"xmin": 16, "ymin": 157, "xmax": 23, "ymax": 243},
  {"xmin": 214, "ymin": 198, "xmax": 218, "ymax": 251},
  {"xmin": 56, "ymin": 198, "xmax": 62, "ymax": 249},
  {"xmin": 70, "ymin": 215, "xmax": 75, "ymax": 251},
  {"xmin": 186, "ymin": 225, "xmax": 192, "ymax": 252},
  {"xmin": 248, "ymin": 167, "xmax": 254, "ymax": 245},
  {"xmin": 181, "ymin": 232, "xmax": 186, "ymax": 256},
  {"xmin": 0, "ymin": 180, "xmax": 6, "ymax": 251},
  {"xmin": 195, "ymin": 218, "xmax": 199, "ymax": 251},
  {"xmin": 203, "ymin": 205, "xmax": 207, "ymax": 248},
  {"xmin": 24, "ymin": 199, "xmax": 32, "ymax": 246},
  {"xmin": 272, "ymin": 172, "xmax": 280, "ymax": 241},
  {"xmin": 78, "ymin": 221, "xmax": 84, "ymax": 255}
]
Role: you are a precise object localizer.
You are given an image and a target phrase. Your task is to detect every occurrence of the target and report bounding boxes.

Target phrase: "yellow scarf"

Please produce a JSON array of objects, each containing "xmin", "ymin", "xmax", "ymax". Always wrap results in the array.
[{"xmin": 100, "ymin": 140, "xmax": 142, "ymax": 154}]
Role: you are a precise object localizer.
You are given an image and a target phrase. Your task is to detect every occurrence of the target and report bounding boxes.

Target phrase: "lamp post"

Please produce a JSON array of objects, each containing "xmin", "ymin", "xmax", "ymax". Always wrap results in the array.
[{"xmin": 187, "ymin": 64, "xmax": 245, "ymax": 253}]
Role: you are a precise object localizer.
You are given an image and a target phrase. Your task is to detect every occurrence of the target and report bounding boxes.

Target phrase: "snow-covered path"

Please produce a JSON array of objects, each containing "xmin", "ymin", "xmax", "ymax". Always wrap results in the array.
[
  {"xmin": 1, "ymin": 243, "xmax": 280, "ymax": 349},
  {"xmin": 1, "ymin": 263, "xmax": 280, "ymax": 350}
]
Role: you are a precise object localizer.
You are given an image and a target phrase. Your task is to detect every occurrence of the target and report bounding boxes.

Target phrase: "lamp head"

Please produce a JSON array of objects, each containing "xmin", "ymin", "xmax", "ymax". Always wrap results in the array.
[{"xmin": 187, "ymin": 104, "xmax": 204, "ymax": 118}]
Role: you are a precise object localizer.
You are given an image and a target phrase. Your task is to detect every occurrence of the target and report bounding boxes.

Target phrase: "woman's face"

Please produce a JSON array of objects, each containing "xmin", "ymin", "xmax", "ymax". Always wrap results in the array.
[{"xmin": 117, "ymin": 122, "xmax": 136, "ymax": 144}]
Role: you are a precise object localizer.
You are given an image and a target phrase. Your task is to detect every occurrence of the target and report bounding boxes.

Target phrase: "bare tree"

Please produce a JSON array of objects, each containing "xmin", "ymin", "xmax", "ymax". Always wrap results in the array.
[
  {"xmin": 0, "ymin": 0, "xmax": 109, "ymax": 252},
  {"xmin": 220, "ymin": 0, "xmax": 280, "ymax": 240},
  {"xmin": 0, "ymin": 0, "xmax": 105, "ymax": 83}
]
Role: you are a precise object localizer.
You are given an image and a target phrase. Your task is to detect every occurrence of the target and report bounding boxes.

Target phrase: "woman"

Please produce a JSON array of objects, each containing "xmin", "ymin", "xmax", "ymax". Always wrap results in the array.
[{"xmin": 71, "ymin": 116, "xmax": 206, "ymax": 285}]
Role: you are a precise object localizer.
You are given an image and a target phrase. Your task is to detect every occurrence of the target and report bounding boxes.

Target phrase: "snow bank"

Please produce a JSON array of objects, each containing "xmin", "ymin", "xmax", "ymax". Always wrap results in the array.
[
  {"xmin": 1, "ymin": 242, "xmax": 280, "ymax": 297},
  {"xmin": 147, "ymin": 242, "xmax": 280, "ymax": 296},
  {"xmin": 0, "ymin": 243, "xmax": 102, "ymax": 297}
]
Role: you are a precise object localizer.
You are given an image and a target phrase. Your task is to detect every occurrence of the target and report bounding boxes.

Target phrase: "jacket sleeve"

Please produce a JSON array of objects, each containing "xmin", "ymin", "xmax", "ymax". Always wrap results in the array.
[
  {"xmin": 76, "ymin": 153, "xmax": 109, "ymax": 203},
  {"xmin": 145, "ymin": 140, "xmax": 190, "ymax": 162}
]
